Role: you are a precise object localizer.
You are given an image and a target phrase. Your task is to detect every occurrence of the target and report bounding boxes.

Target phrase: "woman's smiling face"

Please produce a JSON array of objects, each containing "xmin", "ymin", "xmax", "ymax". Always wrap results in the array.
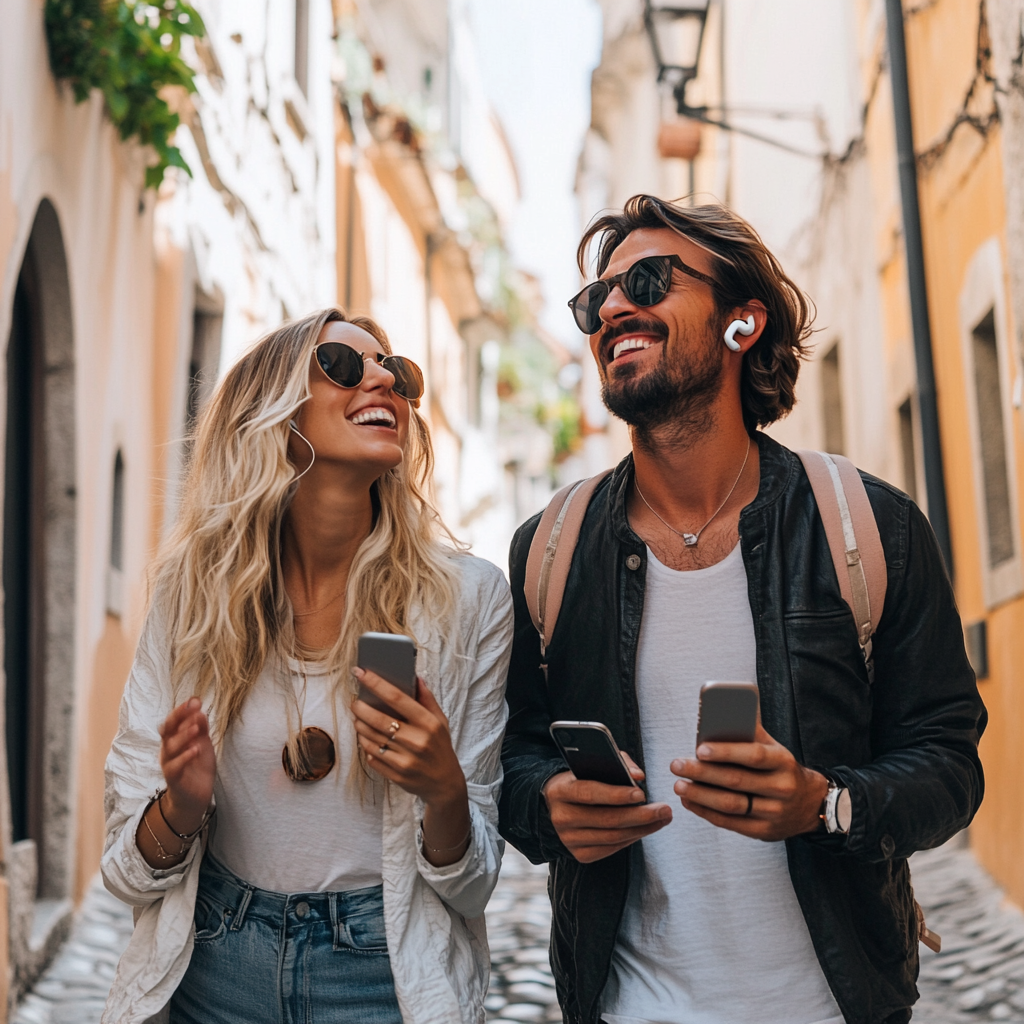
[{"xmin": 292, "ymin": 320, "xmax": 412, "ymax": 479}]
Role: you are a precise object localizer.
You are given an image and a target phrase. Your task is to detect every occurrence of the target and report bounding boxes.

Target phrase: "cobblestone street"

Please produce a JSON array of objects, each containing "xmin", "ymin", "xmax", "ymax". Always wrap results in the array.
[{"xmin": 11, "ymin": 838, "xmax": 1024, "ymax": 1023}]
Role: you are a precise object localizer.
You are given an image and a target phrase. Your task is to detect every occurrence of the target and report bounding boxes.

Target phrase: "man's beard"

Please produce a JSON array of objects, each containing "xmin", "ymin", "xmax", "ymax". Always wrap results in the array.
[{"xmin": 601, "ymin": 313, "xmax": 726, "ymax": 450}]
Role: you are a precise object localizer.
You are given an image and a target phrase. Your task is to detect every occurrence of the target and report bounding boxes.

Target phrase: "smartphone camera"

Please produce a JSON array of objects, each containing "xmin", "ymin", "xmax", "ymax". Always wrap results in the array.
[{"xmin": 555, "ymin": 729, "xmax": 576, "ymax": 747}]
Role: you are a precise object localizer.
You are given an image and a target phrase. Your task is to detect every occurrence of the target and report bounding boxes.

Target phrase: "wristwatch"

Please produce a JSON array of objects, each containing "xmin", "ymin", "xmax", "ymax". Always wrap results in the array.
[{"xmin": 820, "ymin": 778, "xmax": 852, "ymax": 835}]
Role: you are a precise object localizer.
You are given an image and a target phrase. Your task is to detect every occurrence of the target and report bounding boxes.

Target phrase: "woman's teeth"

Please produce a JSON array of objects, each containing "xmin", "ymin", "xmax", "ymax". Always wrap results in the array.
[
  {"xmin": 350, "ymin": 409, "xmax": 396, "ymax": 427},
  {"xmin": 612, "ymin": 338, "xmax": 654, "ymax": 361}
]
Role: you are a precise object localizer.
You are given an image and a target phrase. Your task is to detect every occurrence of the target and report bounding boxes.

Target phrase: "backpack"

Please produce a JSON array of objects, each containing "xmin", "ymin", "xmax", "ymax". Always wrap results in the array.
[{"xmin": 523, "ymin": 450, "xmax": 941, "ymax": 953}]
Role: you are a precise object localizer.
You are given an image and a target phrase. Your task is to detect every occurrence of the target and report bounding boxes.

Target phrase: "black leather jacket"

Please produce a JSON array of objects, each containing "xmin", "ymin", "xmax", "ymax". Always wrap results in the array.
[{"xmin": 498, "ymin": 433, "xmax": 986, "ymax": 1024}]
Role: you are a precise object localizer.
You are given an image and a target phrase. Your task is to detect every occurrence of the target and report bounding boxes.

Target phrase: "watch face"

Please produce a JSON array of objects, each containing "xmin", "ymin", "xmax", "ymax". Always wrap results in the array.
[{"xmin": 836, "ymin": 788, "xmax": 852, "ymax": 833}]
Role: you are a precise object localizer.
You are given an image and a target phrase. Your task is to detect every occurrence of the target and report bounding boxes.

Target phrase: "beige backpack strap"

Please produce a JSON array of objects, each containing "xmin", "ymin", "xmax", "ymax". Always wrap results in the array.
[
  {"xmin": 796, "ymin": 451, "xmax": 887, "ymax": 666},
  {"xmin": 797, "ymin": 451, "xmax": 938, "ymax": 951},
  {"xmin": 524, "ymin": 470, "xmax": 612, "ymax": 668}
]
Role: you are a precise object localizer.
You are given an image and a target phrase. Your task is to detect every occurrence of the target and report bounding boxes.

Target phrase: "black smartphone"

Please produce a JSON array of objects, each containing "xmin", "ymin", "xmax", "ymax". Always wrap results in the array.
[
  {"xmin": 549, "ymin": 721, "xmax": 639, "ymax": 789},
  {"xmin": 357, "ymin": 632, "xmax": 417, "ymax": 715},
  {"xmin": 696, "ymin": 681, "xmax": 759, "ymax": 746}
]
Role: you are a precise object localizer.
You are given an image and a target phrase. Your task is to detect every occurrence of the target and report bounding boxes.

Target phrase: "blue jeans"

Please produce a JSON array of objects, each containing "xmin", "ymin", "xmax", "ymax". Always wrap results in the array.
[{"xmin": 169, "ymin": 855, "xmax": 402, "ymax": 1024}]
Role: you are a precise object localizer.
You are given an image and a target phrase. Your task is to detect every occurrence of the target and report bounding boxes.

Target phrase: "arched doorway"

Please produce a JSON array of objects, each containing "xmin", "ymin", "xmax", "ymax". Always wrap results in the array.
[{"xmin": 4, "ymin": 199, "xmax": 77, "ymax": 987}]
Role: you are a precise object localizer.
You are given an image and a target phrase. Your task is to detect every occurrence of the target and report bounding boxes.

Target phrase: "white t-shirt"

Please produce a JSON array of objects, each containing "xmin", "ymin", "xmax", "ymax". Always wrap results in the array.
[
  {"xmin": 209, "ymin": 656, "xmax": 384, "ymax": 893},
  {"xmin": 600, "ymin": 544, "xmax": 844, "ymax": 1024}
]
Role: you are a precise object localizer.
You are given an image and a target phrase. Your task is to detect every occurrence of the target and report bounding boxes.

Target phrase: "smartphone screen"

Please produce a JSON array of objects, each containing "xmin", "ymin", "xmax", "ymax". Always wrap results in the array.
[
  {"xmin": 549, "ymin": 721, "xmax": 638, "ymax": 788},
  {"xmin": 357, "ymin": 632, "xmax": 417, "ymax": 715},
  {"xmin": 696, "ymin": 681, "xmax": 759, "ymax": 746}
]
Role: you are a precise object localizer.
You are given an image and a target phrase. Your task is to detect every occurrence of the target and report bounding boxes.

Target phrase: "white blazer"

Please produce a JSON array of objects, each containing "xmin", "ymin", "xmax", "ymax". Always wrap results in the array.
[{"xmin": 100, "ymin": 554, "xmax": 512, "ymax": 1024}]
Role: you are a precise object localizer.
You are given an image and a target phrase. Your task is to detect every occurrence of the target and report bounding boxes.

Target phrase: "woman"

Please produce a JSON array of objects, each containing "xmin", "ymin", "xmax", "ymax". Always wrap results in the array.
[{"xmin": 101, "ymin": 309, "xmax": 512, "ymax": 1024}]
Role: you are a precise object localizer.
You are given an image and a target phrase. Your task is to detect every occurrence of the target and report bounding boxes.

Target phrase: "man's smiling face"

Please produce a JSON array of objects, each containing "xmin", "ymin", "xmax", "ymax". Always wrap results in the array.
[{"xmin": 588, "ymin": 227, "xmax": 727, "ymax": 442}]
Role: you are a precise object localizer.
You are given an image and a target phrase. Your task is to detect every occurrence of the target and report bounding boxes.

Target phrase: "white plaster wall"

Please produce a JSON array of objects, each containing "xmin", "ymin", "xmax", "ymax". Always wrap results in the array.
[
  {"xmin": 172, "ymin": 0, "xmax": 338, "ymax": 366},
  {"xmin": 154, "ymin": 0, "xmax": 338, "ymax": 528},
  {"xmin": 720, "ymin": 0, "xmax": 890, "ymax": 471}
]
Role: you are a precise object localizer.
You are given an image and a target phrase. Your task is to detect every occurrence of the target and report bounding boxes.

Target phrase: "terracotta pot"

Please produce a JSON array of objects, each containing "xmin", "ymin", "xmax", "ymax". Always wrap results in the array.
[{"xmin": 657, "ymin": 119, "xmax": 702, "ymax": 161}]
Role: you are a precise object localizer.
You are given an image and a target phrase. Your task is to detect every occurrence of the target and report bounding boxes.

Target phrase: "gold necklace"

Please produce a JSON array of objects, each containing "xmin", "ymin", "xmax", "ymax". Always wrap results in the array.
[
  {"xmin": 634, "ymin": 438, "xmax": 751, "ymax": 547},
  {"xmin": 291, "ymin": 589, "xmax": 346, "ymax": 618}
]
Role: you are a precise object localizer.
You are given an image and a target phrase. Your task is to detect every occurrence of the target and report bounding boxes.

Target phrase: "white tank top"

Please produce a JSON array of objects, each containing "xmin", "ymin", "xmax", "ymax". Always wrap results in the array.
[
  {"xmin": 601, "ymin": 544, "xmax": 843, "ymax": 1024},
  {"xmin": 208, "ymin": 657, "xmax": 384, "ymax": 893}
]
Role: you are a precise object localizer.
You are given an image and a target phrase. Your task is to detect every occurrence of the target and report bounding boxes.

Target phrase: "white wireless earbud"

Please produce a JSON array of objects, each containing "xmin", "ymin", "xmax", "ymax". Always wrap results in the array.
[
  {"xmin": 724, "ymin": 315, "xmax": 757, "ymax": 352},
  {"xmin": 287, "ymin": 419, "xmax": 315, "ymax": 480}
]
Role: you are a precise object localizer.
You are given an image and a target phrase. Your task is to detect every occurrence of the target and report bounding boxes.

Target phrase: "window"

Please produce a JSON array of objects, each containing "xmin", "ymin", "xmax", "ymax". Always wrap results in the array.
[
  {"xmin": 972, "ymin": 308, "xmax": 1014, "ymax": 569},
  {"xmin": 821, "ymin": 342, "xmax": 845, "ymax": 455},
  {"xmin": 898, "ymin": 398, "xmax": 918, "ymax": 504},
  {"xmin": 187, "ymin": 299, "xmax": 223, "ymax": 437},
  {"xmin": 294, "ymin": 0, "xmax": 309, "ymax": 97},
  {"xmin": 106, "ymin": 450, "xmax": 125, "ymax": 616},
  {"xmin": 959, "ymin": 238, "xmax": 1021, "ymax": 609}
]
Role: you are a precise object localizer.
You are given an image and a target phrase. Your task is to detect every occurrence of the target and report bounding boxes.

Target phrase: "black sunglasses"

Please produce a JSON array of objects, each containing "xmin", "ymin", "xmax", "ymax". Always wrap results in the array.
[
  {"xmin": 314, "ymin": 342, "xmax": 425, "ymax": 402},
  {"xmin": 567, "ymin": 254, "xmax": 717, "ymax": 335}
]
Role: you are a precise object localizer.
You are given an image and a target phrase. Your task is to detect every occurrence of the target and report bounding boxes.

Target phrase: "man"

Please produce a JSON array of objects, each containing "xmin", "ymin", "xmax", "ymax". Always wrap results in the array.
[{"xmin": 498, "ymin": 195, "xmax": 986, "ymax": 1024}]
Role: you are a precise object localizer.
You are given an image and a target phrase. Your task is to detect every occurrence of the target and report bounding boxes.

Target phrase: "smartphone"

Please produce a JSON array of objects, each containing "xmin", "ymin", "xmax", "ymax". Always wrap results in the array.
[
  {"xmin": 549, "ymin": 721, "xmax": 639, "ymax": 789},
  {"xmin": 357, "ymin": 632, "xmax": 417, "ymax": 715},
  {"xmin": 696, "ymin": 682, "xmax": 759, "ymax": 746}
]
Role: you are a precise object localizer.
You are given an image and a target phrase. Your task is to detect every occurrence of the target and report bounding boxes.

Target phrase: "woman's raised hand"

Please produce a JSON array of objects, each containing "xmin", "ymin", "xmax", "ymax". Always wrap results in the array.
[
  {"xmin": 352, "ymin": 670, "xmax": 471, "ymax": 865},
  {"xmin": 158, "ymin": 697, "xmax": 216, "ymax": 833}
]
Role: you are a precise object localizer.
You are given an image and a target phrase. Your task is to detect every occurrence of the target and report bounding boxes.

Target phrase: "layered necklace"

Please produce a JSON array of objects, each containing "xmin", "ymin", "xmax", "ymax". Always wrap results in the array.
[{"xmin": 634, "ymin": 437, "xmax": 751, "ymax": 547}]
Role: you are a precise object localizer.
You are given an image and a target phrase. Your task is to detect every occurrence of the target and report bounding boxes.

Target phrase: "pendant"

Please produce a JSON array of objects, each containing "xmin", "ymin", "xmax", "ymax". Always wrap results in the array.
[{"xmin": 683, "ymin": 533, "xmax": 698, "ymax": 546}]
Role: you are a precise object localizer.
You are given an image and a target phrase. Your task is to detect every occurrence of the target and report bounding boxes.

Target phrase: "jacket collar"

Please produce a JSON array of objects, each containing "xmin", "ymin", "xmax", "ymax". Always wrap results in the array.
[{"xmin": 607, "ymin": 429, "xmax": 796, "ymax": 545}]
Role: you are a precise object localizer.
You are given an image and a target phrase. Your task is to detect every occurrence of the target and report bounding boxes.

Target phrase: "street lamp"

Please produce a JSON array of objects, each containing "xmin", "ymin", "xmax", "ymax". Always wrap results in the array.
[
  {"xmin": 643, "ymin": 0, "xmax": 708, "ymax": 116},
  {"xmin": 643, "ymin": 0, "xmax": 823, "ymax": 159}
]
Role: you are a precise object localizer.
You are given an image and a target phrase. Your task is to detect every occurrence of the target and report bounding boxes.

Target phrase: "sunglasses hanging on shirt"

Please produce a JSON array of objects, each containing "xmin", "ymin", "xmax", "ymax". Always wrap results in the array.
[{"xmin": 282, "ymin": 726, "xmax": 336, "ymax": 782}]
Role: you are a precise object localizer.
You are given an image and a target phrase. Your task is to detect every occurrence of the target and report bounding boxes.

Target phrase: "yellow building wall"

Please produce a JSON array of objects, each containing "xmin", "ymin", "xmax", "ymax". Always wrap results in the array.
[
  {"xmin": 74, "ymin": 619, "xmax": 136, "ymax": 900},
  {"xmin": 900, "ymin": 1, "xmax": 1024, "ymax": 904}
]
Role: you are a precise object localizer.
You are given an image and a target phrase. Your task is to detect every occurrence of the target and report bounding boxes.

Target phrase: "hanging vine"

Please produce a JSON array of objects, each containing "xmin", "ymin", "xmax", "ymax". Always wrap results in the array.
[{"xmin": 44, "ymin": 0, "xmax": 206, "ymax": 189}]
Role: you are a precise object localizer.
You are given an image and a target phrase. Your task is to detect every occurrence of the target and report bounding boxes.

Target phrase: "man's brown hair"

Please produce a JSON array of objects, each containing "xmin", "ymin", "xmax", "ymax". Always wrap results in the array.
[{"xmin": 578, "ymin": 195, "xmax": 814, "ymax": 433}]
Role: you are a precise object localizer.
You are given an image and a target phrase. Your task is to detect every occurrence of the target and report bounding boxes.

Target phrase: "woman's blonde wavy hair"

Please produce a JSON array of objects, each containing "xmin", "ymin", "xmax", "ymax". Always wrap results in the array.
[{"xmin": 150, "ymin": 307, "xmax": 460, "ymax": 754}]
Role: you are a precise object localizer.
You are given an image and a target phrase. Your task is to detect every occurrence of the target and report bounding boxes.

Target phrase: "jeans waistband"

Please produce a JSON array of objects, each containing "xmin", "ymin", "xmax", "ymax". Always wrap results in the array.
[{"xmin": 198, "ymin": 853, "xmax": 386, "ymax": 939}]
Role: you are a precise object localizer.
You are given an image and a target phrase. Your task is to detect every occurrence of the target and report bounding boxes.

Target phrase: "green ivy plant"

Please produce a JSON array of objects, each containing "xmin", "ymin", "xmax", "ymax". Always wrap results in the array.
[{"xmin": 44, "ymin": 0, "xmax": 206, "ymax": 189}]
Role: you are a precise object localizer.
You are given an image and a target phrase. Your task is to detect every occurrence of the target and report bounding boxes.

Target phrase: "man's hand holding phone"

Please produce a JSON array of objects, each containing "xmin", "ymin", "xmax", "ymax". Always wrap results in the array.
[
  {"xmin": 671, "ymin": 721, "xmax": 828, "ymax": 841},
  {"xmin": 543, "ymin": 744, "xmax": 672, "ymax": 865}
]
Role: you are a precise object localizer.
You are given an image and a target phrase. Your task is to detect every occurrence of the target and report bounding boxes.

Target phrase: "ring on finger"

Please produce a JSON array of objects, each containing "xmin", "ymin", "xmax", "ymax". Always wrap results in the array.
[
  {"xmin": 378, "ymin": 743, "xmax": 389, "ymax": 755},
  {"xmin": 388, "ymin": 721, "xmax": 400, "ymax": 741},
  {"xmin": 744, "ymin": 793, "xmax": 755, "ymax": 817}
]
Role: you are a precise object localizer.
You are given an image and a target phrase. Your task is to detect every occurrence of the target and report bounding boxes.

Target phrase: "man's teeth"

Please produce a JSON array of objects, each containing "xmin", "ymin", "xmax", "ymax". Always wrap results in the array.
[
  {"xmin": 612, "ymin": 337, "xmax": 654, "ymax": 361},
  {"xmin": 351, "ymin": 408, "xmax": 396, "ymax": 427}
]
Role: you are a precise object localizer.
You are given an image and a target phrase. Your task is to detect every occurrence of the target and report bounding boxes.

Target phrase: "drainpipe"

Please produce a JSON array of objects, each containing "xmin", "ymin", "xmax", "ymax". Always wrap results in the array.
[{"xmin": 885, "ymin": 0, "xmax": 954, "ymax": 575}]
